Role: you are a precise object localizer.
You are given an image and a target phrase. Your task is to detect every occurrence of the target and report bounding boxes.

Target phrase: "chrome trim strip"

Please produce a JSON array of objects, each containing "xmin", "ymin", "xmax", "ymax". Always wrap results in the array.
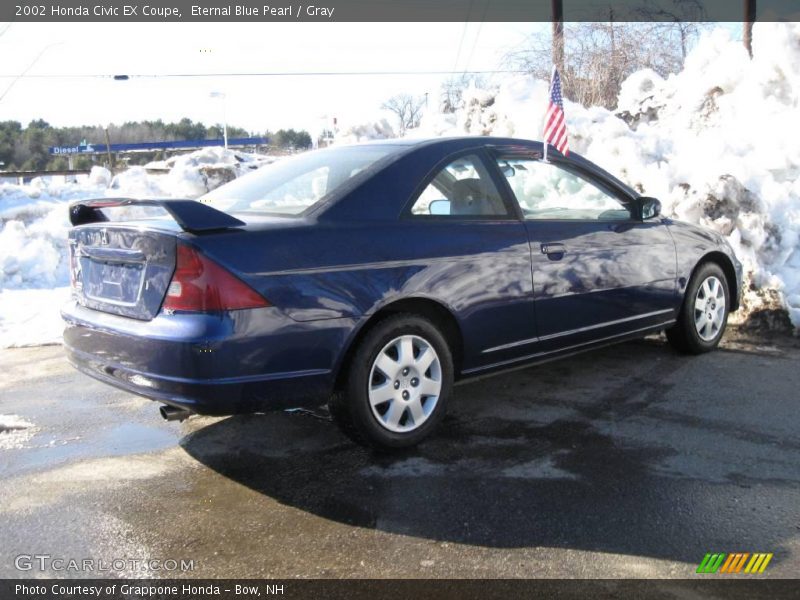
[
  {"xmin": 481, "ymin": 336, "xmax": 540, "ymax": 354},
  {"xmin": 466, "ymin": 320, "xmax": 675, "ymax": 375},
  {"xmin": 546, "ymin": 280, "xmax": 674, "ymax": 300},
  {"xmin": 481, "ymin": 309, "xmax": 675, "ymax": 354},
  {"xmin": 537, "ymin": 308, "xmax": 675, "ymax": 341}
]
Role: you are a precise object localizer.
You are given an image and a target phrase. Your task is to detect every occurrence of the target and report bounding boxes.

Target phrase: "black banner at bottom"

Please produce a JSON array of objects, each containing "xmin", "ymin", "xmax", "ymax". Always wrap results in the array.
[{"xmin": 1, "ymin": 579, "xmax": 798, "ymax": 600}]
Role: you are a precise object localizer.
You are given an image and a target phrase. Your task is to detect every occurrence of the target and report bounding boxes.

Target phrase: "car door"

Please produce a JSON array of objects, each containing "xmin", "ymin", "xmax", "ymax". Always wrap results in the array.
[
  {"xmin": 403, "ymin": 150, "xmax": 537, "ymax": 371},
  {"xmin": 493, "ymin": 152, "xmax": 677, "ymax": 350}
]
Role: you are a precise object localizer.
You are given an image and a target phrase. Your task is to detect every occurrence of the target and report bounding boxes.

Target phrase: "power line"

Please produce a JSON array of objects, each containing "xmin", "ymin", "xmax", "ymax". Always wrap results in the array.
[
  {"xmin": 463, "ymin": 0, "xmax": 491, "ymax": 75},
  {"xmin": 451, "ymin": 0, "xmax": 475, "ymax": 73},
  {"xmin": 0, "ymin": 41, "xmax": 64, "ymax": 102},
  {"xmin": 0, "ymin": 69, "xmax": 531, "ymax": 80}
]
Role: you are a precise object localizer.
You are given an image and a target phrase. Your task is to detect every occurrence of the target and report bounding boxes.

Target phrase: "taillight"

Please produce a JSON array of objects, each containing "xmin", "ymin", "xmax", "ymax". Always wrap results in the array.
[{"xmin": 162, "ymin": 243, "xmax": 270, "ymax": 312}]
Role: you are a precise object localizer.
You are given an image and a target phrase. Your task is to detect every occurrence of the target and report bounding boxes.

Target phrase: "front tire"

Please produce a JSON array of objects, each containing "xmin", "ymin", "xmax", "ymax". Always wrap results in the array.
[
  {"xmin": 330, "ymin": 313, "xmax": 454, "ymax": 451},
  {"xmin": 667, "ymin": 262, "xmax": 730, "ymax": 354}
]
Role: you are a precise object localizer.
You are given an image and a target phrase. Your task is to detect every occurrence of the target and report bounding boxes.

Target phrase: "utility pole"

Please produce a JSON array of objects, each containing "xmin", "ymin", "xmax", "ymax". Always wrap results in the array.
[
  {"xmin": 210, "ymin": 92, "xmax": 228, "ymax": 149},
  {"xmin": 743, "ymin": 0, "xmax": 756, "ymax": 58},
  {"xmin": 551, "ymin": 0, "xmax": 565, "ymax": 75},
  {"xmin": 103, "ymin": 127, "xmax": 114, "ymax": 171}
]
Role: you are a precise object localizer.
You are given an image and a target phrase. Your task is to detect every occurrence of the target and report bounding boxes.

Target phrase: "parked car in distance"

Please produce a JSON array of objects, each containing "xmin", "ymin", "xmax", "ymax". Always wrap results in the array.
[{"xmin": 62, "ymin": 137, "xmax": 742, "ymax": 450}]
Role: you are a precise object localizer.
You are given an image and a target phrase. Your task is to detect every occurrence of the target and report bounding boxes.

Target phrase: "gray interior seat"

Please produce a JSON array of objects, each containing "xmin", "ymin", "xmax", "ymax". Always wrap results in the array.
[{"xmin": 451, "ymin": 178, "xmax": 504, "ymax": 215}]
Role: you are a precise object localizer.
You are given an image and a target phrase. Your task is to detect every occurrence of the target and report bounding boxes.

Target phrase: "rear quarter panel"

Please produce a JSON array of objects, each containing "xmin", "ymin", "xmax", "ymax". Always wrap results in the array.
[{"xmin": 194, "ymin": 218, "xmax": 534, "ymax": 373}]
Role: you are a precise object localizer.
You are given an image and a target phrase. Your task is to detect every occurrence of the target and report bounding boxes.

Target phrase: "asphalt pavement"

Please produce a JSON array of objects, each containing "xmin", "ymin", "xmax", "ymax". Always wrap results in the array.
[{"xmin": 1, "ymin": 331, "xmax": 798, "ymax": 579}]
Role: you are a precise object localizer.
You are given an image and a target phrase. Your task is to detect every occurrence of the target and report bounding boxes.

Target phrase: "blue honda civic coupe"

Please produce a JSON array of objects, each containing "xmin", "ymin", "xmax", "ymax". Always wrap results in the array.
[{"xmin": 62, "ymin": 137, "xmax": 742, "ymax": 449}]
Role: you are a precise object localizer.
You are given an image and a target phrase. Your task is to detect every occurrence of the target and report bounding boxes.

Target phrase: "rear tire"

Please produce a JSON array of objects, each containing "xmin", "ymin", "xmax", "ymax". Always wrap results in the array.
[
  {"xmin": 666, "ymin": 262, "xmax": 730, "ymax": 354},
  {"xmin": 329, "ymin": 313, "xmax": 454, "ymax": 451}
]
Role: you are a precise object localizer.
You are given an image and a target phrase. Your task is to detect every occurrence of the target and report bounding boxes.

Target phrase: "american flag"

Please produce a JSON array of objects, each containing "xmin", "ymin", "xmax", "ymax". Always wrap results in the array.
[{"xmin": 543, "ymin": 67, "xmax": 569, "ymax": 156}]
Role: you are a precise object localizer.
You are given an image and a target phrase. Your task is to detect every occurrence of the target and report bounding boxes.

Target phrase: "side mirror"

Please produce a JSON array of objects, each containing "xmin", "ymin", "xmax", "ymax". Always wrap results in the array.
[
  {"xmin": 429, "ymin": 199, "xmax": 451, "ymax": 215},
  {"xmin": 499, "ymin": 164, "xmax": 516, "ymax": 177},
  {"xmin": 637, "ymin": 196, "xmax": 662, "ymax": 220}
]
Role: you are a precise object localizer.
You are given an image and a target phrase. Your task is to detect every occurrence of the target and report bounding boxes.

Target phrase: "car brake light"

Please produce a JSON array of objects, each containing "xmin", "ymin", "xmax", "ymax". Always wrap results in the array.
[{"xmin": 162, "ymin": 243, "xmax": 270, "ymax": 312}]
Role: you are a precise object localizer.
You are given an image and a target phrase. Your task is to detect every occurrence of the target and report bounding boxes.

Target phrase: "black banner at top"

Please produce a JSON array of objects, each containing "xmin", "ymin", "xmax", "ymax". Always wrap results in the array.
[{"xmin": 3, "ymin": 0, "xmax": 800, "ymax": 23}]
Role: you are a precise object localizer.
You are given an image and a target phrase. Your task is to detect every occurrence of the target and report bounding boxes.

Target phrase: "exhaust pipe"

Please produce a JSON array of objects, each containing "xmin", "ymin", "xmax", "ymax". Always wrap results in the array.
[{"xmin": 159, "ymin": 405, "xmax": 194, "ymax": 422}]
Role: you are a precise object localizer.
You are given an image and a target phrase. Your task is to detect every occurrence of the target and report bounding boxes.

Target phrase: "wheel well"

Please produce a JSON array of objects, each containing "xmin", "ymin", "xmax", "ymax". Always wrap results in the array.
[
  {"xmin": 333, "ymin": 298, "xmax": 464, "ymax": 391},
  {"xmin": 697, "ymin": 251, "xmax": 740, "ymax": 310}
]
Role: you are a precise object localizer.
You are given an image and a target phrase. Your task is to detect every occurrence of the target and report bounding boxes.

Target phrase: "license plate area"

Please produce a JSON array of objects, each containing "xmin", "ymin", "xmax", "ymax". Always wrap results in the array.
[{"xmin": 80, "ymin": 257, "xmax": 146, "ymax": 307}]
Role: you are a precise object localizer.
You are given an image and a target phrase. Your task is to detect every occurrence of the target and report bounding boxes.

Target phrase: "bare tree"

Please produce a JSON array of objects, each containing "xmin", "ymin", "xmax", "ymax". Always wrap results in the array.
[
  {"xmin": 505, "ymin": 20, "xmax": 709, "ymax": 109},
  {"xmin": 381, "ymin": 94, "xmax": 426, "ymax": 134},
  {"xmin": 439, "ymin": 74, "xmax": 488, "ymax": 114},
  {"xmin": 634, "ymin": 0, "xmax": 706, "ymax": 60}
]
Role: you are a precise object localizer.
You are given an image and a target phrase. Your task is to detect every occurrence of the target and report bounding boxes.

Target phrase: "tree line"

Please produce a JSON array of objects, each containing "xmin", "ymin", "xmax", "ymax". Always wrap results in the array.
[{"xmin": 0, "ymin": 118, "xmax": 312, "ymax": 171}]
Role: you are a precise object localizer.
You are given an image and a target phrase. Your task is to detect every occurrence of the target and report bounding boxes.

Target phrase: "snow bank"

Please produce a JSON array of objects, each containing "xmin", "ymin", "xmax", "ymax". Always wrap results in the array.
[
  {"xmin": 334, "ymin": 118, "xmax": 396, "ymax": 145},
  {"xmin": 411, "ymin": 23, "xmax": 800, "ymax": 330},
  {"xmin": 0, "ymin": 179, "xmax": 105, "ymax": 291},
  {"xmin": 0, "ymin": 147, "xmax": 273, "ymax": 347},
  {"xmin": 111, "ymin": 146, "xmax": 274, "ymax": 198}
]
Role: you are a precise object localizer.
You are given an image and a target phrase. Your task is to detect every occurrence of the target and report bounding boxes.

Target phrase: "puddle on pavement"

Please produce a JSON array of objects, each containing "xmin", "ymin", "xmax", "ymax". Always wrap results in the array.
[{"xmin": 0, "ymin": 421, "xmax": 179, "ymax": 479}]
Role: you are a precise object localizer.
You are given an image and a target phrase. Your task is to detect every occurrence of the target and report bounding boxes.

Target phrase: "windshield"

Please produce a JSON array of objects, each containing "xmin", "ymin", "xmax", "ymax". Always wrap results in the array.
[{"xmin": 199, "ymin": 145, "xmax": 399, "ymax": 216}]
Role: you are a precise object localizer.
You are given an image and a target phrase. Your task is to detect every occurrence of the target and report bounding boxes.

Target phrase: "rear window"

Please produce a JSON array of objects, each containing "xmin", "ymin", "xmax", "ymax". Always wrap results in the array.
[{"xmin": 199, "ymin": 145, "xmax": 398, "ymax": 216}]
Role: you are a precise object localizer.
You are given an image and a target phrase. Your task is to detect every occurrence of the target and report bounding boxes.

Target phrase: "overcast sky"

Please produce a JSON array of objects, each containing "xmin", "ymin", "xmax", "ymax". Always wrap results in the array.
[{"xmin": 0, "ymin": 22, "xmax": 545, "ymax": 137}]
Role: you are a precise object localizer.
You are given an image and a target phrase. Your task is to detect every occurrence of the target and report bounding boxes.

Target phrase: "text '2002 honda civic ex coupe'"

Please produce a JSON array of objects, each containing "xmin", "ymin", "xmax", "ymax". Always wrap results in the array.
[{"xmin": 62, "ymin": 137, "xmax": 742, "ymax": 450}]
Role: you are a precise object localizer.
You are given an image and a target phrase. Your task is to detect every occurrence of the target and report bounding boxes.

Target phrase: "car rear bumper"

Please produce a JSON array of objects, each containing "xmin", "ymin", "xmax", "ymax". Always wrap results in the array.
[{"xmin": 61, "ymin": 300, "xmax": 355, "ymax": 415}]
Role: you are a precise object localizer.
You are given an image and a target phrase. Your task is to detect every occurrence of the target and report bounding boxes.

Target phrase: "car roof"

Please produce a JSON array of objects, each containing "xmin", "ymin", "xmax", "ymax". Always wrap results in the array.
[
  {"xmin": 349, "ymin": 136, "xmax": 551, "ymax": 162},
  {"xmin": 356, "ymin": 136, "xmax": 539, "ymax": 148},
  {"xmin": 353, "ymin": 136, "xmax": 636, "ymax": 193}
]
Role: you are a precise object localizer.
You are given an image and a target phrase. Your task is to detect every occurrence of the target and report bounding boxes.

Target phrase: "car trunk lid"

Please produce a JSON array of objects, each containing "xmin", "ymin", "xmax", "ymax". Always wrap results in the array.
[
  {"xmin": 67, "ymin": 198, "xmax": 246, "ymax": 320},
  {"xmin": 70, "ymin": 225, "xmax": 178, "ymax": 320}
]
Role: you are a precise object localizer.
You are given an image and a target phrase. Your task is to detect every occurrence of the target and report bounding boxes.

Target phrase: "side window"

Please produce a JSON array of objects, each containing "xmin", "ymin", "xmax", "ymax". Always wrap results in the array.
[
  {"xmin": 410, "ymin": 154, "xmax": 509, "ymax": 217},
  {"xmin": 497, "ymin": 157, "xmax": 631, "ymax": 221}
]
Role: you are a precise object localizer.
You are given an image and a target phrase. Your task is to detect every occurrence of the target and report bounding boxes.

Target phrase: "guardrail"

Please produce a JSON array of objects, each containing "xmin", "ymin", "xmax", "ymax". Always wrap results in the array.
[{"xmin": 0, "ymin": 169, "xmax": 93, "ymax": 179}]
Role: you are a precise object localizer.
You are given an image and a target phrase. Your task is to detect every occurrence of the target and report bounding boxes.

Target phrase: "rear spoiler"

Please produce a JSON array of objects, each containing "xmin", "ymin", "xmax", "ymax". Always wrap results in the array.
[{"xmin": 68, "ymin": 198, "xmax": 246, "ymax": 233}]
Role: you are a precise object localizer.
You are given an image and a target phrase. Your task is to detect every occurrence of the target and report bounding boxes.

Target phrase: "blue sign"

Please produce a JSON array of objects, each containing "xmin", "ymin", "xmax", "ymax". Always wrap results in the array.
[
  {"xmin": 49, "ymin": 137, "xmax": 269, "ymax": 155},
  {"xmin": 50, "ymin": 143, "xmax": 96, "ymax": 155}
]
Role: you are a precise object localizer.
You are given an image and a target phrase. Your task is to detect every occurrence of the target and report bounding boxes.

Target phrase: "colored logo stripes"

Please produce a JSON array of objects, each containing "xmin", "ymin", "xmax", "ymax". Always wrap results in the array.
[{"xmin": 697, "ymin": 553, "xmax": 773, "ymax": 574}]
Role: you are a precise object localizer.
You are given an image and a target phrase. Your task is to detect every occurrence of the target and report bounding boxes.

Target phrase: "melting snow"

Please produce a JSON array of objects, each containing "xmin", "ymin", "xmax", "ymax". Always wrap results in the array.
[{"xmin": 0, "ymin": 415, "xmax": 37, "ymax": 450}]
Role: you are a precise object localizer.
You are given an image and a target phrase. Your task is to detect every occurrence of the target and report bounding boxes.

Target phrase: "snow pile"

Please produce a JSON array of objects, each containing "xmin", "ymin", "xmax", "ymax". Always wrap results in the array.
[
  {"xmin": 0, "ymin": 414, "xmax": 37, "ymax": 450},
  {"xmin": 334, "ymin": 118, "xmax": 396, "ymax": 145},
  {"xmin": 413, "ymin": 23, "xmax": 800, "ymax": 329},
  {"xmin": 112, "ymin": 146, "xmax": 275, "ymax": 198},
  {"xmin": 415, "ymin": 79, "xmax": 549, "ymax": 140},
  {"xmin": 0, "ymin": 168, "xmax": 114, "ymax": 291},
  {"xmin": 0, "ymin": 147, "xmax": 272, "ymax": 347}
]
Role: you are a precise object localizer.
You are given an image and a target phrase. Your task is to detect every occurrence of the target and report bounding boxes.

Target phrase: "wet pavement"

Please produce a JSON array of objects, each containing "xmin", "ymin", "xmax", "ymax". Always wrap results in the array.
[{"xmin": 1, "ymin": 332, "xmax": 799, "ymax": 578}]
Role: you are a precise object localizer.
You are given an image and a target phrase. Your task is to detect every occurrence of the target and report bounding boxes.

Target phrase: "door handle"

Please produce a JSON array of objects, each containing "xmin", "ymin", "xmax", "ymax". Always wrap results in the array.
[{"xmin": 541, "ymin": 243, "xmax": 566, "ymax": 259}]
